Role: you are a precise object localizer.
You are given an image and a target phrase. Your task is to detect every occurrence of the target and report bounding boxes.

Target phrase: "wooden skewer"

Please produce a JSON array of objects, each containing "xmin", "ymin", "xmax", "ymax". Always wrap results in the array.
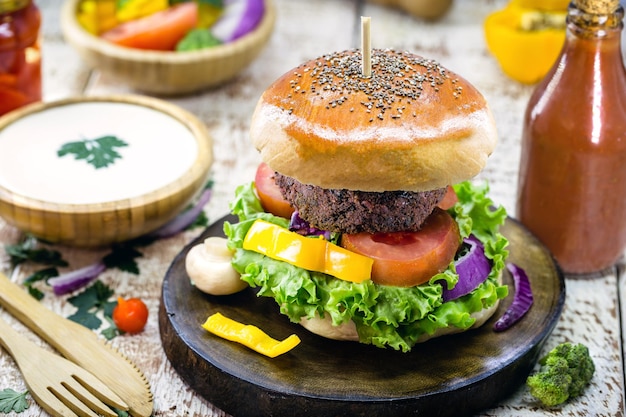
[{"xmin": 361, "ymin": 16, "xmax": 372, "ymax": 78}]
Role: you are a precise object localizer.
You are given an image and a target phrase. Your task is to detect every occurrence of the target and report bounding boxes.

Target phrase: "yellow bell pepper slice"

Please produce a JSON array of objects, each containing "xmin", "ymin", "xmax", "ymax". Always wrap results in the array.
[
  {"xmin": 243, "ymin": 219, "xmax": 373, "ymax": 283},
  {"xmin": 76, "ymin": 0, "xmax": 118, "ymax": 35},
  {"xmin": 484, "ymin": 2, "xmax": 566, "ymax": 84},
  {"xmin": 198, "ymin": 3, "xmax": 224, "ymax": 28},
  {"xmin": 115, "ymin": 0, "xmax": 169, "ymax": 23},
  {"xmin": 202, "ymin": 312, "xmax": 301, "ymax": 358}
]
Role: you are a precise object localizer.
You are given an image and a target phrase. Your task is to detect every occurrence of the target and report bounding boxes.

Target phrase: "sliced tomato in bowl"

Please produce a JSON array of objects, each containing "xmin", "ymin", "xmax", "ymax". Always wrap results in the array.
[
  {"xmin": 341, "ymin": 208, "xmax": 461, "ymax": 287},
  {"xmin": 100, "ymin": 2, "xmax": 198, "ymax": 51},
  {"xmin": 254, "ymin": 162, "xmax": 295, "ymax": 219}
]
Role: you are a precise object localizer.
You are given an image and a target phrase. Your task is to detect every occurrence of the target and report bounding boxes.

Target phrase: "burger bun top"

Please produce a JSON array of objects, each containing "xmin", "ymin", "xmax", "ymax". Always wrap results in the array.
[{"xmin": 250, "ymin": 49, "xmax": 497, "ymax": 192}]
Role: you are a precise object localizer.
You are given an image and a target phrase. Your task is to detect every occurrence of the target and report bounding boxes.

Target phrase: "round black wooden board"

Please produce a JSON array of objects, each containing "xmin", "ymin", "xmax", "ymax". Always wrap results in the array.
[{"xmin": 159, "ymin": 215, "xmax": 565, "ymax": 417}]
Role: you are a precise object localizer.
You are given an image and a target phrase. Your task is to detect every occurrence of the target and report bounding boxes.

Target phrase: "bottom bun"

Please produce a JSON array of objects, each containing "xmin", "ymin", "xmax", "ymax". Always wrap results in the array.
[
  {"xmin": 299, "ymin": 314, "xmax": 360, "ymax": 342},
  {"xmin": 299, "ymin": 272, "xmax": 503, "ymax": 345}
]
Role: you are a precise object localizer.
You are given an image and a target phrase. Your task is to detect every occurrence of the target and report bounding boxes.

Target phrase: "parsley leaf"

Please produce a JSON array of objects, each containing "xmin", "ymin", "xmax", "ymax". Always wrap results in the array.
[
  {"xmin": 5, "ymin": 240, "xmax": 67, "ymax": 267},
  {"xmin": 103, "ymin": 244, "xmax": 142, "ymax": 274},
  {"xmin": 67, "ymin": 281, "xmax": 117, "ymax": 334},
  {"xmin": 68, "ymin": 280, "xmax": 114, "ymax": 312},
  {"xmin": 57, "ymin": 135, "xmax": 128, "ymax": 169},
  {"xmin": 22, "ymin": 267, "xmax": 59, "ymax": 301},
  {"xmin": 0, "ymin": 388, "xmax": 29, "ymax": 413},
  {"xmin": 26, "ymin": 285, "xmax": 45, "ymax": 301},
  {"xmin": 67, "ymin": 309, "xmax": 103, "ymax": 329},
  {"xmin": 112, "ymin": 407, "xmax": 130, "ymax": 417},
  {"xmin": 23, "ymin": 267, "xmax": 59, "ymax": 286},
  {"xmin": 101, "ymin": 316, "xmax": 120, "ymax": 340},
  {"xmin": 189, "ymin": 209, "xmax": 209, "ymax": 229}
]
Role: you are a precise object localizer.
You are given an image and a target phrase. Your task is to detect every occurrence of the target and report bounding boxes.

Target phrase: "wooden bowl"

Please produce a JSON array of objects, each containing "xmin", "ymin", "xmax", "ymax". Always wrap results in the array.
[
  {"xmin": 60, "ymin": 0, "xmax": 276, "ymax": 95},
  {"xmin": 0, "ymin": 95, "xmax": 213, "ymax": 247}
]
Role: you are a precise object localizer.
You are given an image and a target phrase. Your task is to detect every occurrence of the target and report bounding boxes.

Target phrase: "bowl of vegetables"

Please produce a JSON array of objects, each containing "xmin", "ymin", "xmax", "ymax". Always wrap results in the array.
[
  {"xmin": 0, "ymin": 95, "xmax": 213, "ymax": 247},
  {"xmin": 60, "ymin": 0, "xmax": 276, "ymax": 94}
]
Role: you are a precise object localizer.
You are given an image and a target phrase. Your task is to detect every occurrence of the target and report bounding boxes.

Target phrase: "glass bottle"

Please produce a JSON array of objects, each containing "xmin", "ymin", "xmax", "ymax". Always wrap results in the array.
[
  {"xmin": 516, "ymin": 0, "xmax": 626, "ymax": 274},
  {"xmin": 0, "ymin": 0, "xmax": 41, "ymax": 116}
]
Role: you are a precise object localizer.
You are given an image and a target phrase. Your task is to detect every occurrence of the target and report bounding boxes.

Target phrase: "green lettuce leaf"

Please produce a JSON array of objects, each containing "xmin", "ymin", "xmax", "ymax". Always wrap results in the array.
[{"xmin": 225, "ymin": 180, "xmax": 509, "ymax": 352}]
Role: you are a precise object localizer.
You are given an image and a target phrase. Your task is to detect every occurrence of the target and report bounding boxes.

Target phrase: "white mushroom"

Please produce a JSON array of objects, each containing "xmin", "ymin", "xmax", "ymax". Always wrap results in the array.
[{"xmin": 185, "ymin": 236, "xmax": 248, "ymax": 295}]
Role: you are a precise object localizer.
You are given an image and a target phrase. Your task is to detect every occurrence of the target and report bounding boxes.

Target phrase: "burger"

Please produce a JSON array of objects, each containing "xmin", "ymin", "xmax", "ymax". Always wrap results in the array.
[{"xmin": 224, "ymin": 48, "xmax": 509, "ymax": 352}]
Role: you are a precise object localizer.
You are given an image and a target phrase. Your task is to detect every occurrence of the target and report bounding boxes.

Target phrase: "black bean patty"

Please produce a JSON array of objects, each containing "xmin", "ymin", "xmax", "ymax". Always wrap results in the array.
[{"xmin": 274, "ymin": 172, "xmax": 447, "ymax": 234}]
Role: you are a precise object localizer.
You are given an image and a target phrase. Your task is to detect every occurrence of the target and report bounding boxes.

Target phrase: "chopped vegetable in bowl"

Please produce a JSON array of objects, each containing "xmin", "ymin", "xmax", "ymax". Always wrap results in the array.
[{"xmin": 78, "ymin": 0, "xmax": 266, "ymax": 52}]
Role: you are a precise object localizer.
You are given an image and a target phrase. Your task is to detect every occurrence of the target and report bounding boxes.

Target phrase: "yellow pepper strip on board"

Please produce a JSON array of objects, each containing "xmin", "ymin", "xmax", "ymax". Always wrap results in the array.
[
  {"xmin": 115, "ymin": 0, "xmax": 169, "ymax": 23},
  {"xmin": 242, "ymin": 219, "xmax": 373, "ymax": 283},
  {"xmin": 76, "ymin": 0, "xmax": 118, "ymax": 35},
  {"xmin": 484, "ymin": 1, "xmax": 567, "ymax": 84},
  {"xmin": 202, "ymin": 312, "xmax": 301, "ymax": 358}
]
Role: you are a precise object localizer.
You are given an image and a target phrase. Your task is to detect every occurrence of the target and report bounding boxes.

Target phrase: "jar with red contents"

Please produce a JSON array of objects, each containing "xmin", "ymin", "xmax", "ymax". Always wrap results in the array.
[{"xmin": 0, "ymin": 0, "xmax": 41, "ymax": 116}]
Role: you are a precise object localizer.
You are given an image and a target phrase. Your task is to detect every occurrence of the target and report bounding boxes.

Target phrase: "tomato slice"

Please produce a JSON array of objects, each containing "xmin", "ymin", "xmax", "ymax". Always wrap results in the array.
[
  {"xmin": 101, "ymin": 3, "xmax": 198, "ymax": 51},
  {"xmin": 341, "ymin": 208, "xmax": 461, "ymax": 287},
  {"xmin": 254, "ymin": 162, "xmax": 295, "ymax": 219},
  {"xmin": 437, "ymin": 185, "xmax": 458, "ymax": 210}
]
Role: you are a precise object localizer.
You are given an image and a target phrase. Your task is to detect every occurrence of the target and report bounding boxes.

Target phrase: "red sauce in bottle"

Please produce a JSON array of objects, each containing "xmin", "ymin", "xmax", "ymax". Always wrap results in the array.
[
  {"xmin": 517, "ymin": 0, "xmax": 626, "ymax": 274},
  {"xmin": 0, "ymin": 0, "xmax": 41, "ymax": 116}
]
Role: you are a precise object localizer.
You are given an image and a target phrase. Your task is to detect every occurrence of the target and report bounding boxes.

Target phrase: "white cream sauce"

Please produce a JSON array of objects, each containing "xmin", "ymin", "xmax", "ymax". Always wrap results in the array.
[{"xmin": 0, "ymin": 102, "xmax": 198, "ymax": 204}]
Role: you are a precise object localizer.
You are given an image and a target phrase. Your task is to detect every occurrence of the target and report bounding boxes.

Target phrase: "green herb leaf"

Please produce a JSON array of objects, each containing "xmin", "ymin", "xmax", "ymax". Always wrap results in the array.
[
  {"xmin": 68, "ymin": 281, "xmax": 114, "ymax": 312},
  {"xmin": 20, "ymin": 267, "xmax": 59, "ymax": 300},
  {"xmin": 67, "ymin": 309, "xmax": 102, "ymax": 330},
  {"xmin": 67, "ymin": 281, "xmax": 117, "ymax": 332},
  {"xmin": 176, "ymin": 29, "xmax": 222, "ymax": 51},
  {"xmin": 5, "ymin": 242, "xmax": 68, "ymax": 267},
  {"xmin": 23, "ymin": 267, "xmax": 59, "ymax": 285},
  {"xmin": 198, "ymin": 0, "xmax": 223, "ymax": 7},
  {"xmin": 102, "ymin": 244, "xmax": 142, "ymax": 274},
  {"xmin": 26, "ymin": 285, "xmax": 44, "ymax": 301},
  {"xmin": 103, "ymin": 300, "xmax": 117, "ymax": 317},
  {"xmin": 112, "ymin": 407, "xmax": 130, "ymax": 417},
  {"xmin": 170, "ymin": 0, "xmax": 222, "ymax": 5},
  {"xmin": 101, "ymin": 316, "xmax": 120, "ymax": 340},
  {"xmin": 189, "ymin": 209, "xmax": 209, "ymax": 229},
  {"xmin": 57, "ymin": 135, "xmax": 128, "ymax": 169},
  {"xmin": 0, "ymin": 388, "xmax": 29, "ymax": 413}
]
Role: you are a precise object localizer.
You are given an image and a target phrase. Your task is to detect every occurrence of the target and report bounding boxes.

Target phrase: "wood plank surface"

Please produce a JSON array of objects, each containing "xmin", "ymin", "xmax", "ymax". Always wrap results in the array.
[{"xmin": 0, "ymin": 0, "xmax": 624, "ymax": 416}]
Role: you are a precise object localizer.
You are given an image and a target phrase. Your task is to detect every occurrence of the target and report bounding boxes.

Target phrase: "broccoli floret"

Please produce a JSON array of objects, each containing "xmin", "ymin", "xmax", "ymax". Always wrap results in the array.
[{"xmin": 526, "ymin": 342, "xmax": 595, "ymax": 407}]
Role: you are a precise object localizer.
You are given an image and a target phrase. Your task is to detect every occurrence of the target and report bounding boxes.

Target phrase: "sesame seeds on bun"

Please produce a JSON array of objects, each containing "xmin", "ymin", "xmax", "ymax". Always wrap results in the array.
[{"xmin": 250, "ymin": 48, "xmax": 498, "ymax": 192}]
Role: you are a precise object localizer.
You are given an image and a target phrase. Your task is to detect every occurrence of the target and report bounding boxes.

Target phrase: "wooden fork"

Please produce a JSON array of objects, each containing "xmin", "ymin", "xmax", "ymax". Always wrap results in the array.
[{"xmin": 0, "ymin": 316, "xmax": 128, "ymax": 417}]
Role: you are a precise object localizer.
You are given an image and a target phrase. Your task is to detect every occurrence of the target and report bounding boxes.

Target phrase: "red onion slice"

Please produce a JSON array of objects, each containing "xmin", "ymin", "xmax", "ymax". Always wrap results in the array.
[
  {"xmin": 441, "ymin": 236, "xmax": 491, "ymax": 302},
  {"xmin": 212, "ymin": 0, "xmax": 265, "ymax": 42},
  {"xmin": 149, "ymin": 187, "xmax": 213, "ymax": 239},
  {"xmin": 493, "ymin": 263, "xmax": 533, "ymax": 332},
  {"xmin": 48, "ymin": 262, "xmax": 107, "ymax": 295}
]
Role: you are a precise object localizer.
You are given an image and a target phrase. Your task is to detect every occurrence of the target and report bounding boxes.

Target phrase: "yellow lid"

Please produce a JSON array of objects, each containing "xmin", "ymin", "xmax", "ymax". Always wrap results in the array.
[
  {"xmin": 511, "ymin": 0, "xmax": 570, "ymax": 11},
  {"xmin": 0, "ymin": 0, "xmax": 30, "ymax": 14},
  {"xmin": 574, "ymin": 0, "xmax": 620, "ymax": 13}
]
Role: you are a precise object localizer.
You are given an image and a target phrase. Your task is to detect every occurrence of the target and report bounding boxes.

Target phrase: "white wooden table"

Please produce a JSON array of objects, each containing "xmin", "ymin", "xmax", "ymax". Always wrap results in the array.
[{"xmin": 1, "ymin": 0, "xmax": 625, "ymax": 416}]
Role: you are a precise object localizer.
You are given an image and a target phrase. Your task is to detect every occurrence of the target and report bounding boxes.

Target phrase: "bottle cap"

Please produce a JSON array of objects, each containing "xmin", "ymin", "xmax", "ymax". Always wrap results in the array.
[
  {"xmin": 575, "ymin": 0, "xmax": 620, "ymax": 13},
  {"xmin": 0, "ymin": 0, "xmax": 29, "ymax": 13}
]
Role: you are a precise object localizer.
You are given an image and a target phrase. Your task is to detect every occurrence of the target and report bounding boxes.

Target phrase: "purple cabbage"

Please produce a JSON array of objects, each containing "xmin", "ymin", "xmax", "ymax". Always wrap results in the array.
[
  {"xmin": 493, "ymin": 262, "xmax": 533, "ymax": 332},
  {"xmin": 289, "ymin": 211, "xmax": 331, "ymax": 240},
  {"xmin": 441, "ymin": 235, "xmax": 492, "ymax": 302}
]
